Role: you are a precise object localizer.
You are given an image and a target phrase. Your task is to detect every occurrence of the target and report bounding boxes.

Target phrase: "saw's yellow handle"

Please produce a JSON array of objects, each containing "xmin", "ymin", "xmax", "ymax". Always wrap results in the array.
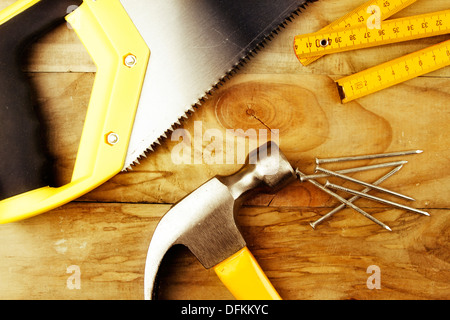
[
  {"xmin": 214, "ymin": 247, "xmax": 282, "ymax": 300},
  {"xmin": 0, "ymin": 0, "xmax": 149, "ymax": 223}
]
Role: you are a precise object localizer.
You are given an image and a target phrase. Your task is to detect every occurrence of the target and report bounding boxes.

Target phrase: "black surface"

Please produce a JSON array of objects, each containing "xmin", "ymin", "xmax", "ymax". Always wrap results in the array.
[{"xmin": 0, "ymin": 0, "xmax": 82, "ymax": 199}]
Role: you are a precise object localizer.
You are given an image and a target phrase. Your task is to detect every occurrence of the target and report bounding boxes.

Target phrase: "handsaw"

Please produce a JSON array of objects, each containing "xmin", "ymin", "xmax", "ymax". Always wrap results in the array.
[{"xmin": 0, "ymin": 0, "xmax": 317, "ymax": 223}]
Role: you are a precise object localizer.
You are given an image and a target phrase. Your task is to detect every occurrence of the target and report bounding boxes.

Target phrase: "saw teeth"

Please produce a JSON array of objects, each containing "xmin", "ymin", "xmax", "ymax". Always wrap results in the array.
[{"xmin": 124, "ymin": 0, "xmax": 317, "ymax": 169}]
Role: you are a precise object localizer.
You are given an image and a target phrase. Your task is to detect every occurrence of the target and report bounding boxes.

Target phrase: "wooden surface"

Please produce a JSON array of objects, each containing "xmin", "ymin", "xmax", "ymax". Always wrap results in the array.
[{"xmin": 0, "ymin": 0, "xmax": 449, "ymax": 300}]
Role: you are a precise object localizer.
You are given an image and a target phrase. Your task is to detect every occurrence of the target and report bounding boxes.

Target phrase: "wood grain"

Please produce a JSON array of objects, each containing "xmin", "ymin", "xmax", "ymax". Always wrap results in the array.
[
  {"xmin": 0, "ymin": 0, "xmax": 449, "ymax": 300},
  {"xmin": 0, "ymin": 203, "xmax": 447, "ymax": 299},
  {"xmin": 33, "ymin": 71, "xmax": 450, "ymax": 208}
]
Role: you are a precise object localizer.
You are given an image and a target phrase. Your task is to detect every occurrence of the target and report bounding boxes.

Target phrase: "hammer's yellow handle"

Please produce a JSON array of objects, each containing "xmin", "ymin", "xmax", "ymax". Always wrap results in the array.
[{"xmin": 214, "ymin": 247, "xmax": 282, "ymax": 300}]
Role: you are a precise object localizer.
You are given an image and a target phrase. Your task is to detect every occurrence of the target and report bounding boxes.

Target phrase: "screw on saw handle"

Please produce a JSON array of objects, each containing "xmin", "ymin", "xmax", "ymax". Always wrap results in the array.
[
  {"xmin": 0, "ymin": 0, "xmax": 150, "ymax": 224},
  {"xmin": 0, "ymin": 0, "xmax": 83, "ymax": 200}
]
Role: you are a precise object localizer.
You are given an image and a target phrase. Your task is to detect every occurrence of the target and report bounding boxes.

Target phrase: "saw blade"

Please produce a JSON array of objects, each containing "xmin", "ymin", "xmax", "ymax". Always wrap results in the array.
[{"xmin": 120, "ymin": 0, "xmax": 316, "ymax": 169}]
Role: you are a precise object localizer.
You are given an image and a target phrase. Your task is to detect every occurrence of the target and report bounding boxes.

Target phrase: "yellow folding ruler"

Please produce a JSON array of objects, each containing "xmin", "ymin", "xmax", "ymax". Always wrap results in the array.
[{"xmin": 294, "ymin": 0, "xmax": 450, "ymax": 103}]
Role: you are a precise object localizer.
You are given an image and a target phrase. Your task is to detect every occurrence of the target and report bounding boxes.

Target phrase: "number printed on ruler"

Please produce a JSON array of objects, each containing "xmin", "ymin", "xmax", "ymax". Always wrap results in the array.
[
  {"xmin": 294, "ymin": 9, "xmax": 450, "ymax": 59},
  {"xmin": 336, "ymin": 40, "xmax": 450, "ymax": 103},
  {"xmin": 297, "ymin": 0, "xmax": 418, "ymax": 66}
]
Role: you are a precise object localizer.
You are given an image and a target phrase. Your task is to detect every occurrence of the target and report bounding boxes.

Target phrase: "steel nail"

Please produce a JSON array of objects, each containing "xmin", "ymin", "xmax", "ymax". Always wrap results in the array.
[
  {"xmin": 315, "ymin": 166, "xmax": 415, "ymax": 201},
  {"xmin": 310, "ymin": 165, "xmax": 404, "ymax": 228},
  {"xmin": 300, "ymin": 160, "xmax": 408, "ymax": 182},
  {"xmin": 296, "ymin": 170, "xmax": 392, "ymax": 231},
  {"xmin": 325, "ymin": 182, "xmax": 430, "ymax": 216},
  {"xmin": 315, "ymin": 150, "xmax": 423, "ymax": 165}
]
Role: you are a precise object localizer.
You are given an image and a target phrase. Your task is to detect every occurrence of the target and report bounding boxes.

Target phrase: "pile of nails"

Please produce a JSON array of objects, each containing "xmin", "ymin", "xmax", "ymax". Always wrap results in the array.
[{"xmin": 295, "ymin": 150, "xmax": 429, "ymax": 231}]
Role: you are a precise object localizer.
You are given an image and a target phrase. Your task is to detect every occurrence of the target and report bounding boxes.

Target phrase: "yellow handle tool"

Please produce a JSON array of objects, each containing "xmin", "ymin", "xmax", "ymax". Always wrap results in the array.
[
  {"xmin": 0, "ymin": 0, "xmax": 150, "ymax": 223},
  {"xmin": 214, "ymin": 247, "xmax": 282, "ymax": 300},
  {"xmin": 0, "ymin": 0, "xmax": 314, "ymax": 224},
  {"xmin": 144, "ymin": 142, "xmax": 295, "ymax": 300}
]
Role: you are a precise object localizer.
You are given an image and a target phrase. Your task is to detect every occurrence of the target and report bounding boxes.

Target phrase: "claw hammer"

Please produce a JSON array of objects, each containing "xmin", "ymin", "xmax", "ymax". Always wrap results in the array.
[{"xmin": 144, "ymin": 142, "xmax": 296, "ymax": 300}]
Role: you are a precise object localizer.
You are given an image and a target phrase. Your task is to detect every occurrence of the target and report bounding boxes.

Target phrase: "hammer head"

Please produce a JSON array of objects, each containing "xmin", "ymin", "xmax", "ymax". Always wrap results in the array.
[{"xmin": 144, "ymin": 142, "xmax": 295, "ymax": 299}]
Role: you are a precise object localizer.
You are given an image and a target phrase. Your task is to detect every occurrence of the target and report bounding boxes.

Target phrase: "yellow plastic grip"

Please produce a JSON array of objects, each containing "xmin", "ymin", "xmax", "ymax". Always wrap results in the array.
[
  {"xmin": 214, "ymin": 247, "xmax": 282, "ymax": 300},
  {"xmin": 0, "ymin": 0, "xmax": 150, "ymax": 223},
  {"xmin": 0, "ymin": 0, "xmax": 40, "ymax": 24}
]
